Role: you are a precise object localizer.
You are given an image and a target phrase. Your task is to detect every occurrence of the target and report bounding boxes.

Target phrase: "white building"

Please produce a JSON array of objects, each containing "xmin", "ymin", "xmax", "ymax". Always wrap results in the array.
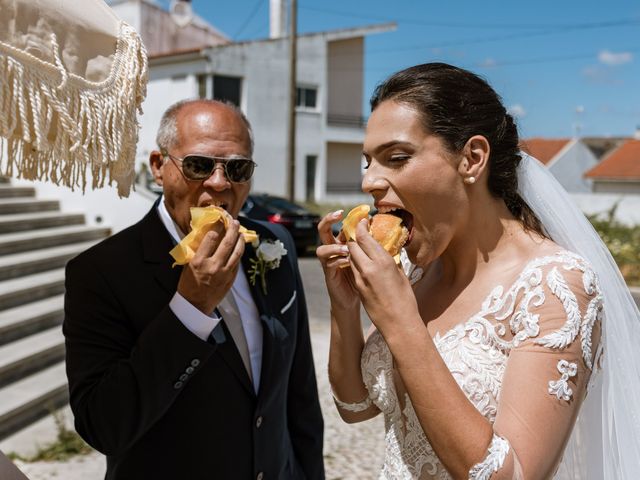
[
  {"xmin": 112, "ymin": 0, "xmax": 395, "ymax": 205},
  {"xmin": 522, "ymin": 136, "xmax": 640, "ymax": 225},
  {"xmin": 520, "ymin": 137, "xmax": 600, "ymax": 193}
]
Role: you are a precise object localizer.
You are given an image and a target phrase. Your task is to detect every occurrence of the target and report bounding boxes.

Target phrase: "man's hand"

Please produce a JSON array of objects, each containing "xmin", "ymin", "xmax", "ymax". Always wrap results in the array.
[{"xmin": 177, "ymin": 219, "xmax": 245, "ymax": 315}]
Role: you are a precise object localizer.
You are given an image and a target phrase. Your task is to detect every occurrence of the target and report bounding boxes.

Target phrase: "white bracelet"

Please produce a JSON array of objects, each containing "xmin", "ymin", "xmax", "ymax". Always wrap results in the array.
[
  {"xmin": 469, "ymin": 434, "xmax": 510, "ymax": 480},
  {"xmin": 331, "ymin": 391, "xmax": 373, "ymax": 412}
]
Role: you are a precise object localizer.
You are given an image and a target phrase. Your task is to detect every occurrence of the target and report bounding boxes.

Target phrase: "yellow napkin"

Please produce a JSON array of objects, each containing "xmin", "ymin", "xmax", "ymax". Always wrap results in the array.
[{"xmin": 170, "ymin": 206, "xmax": 258, "ymax": 266}]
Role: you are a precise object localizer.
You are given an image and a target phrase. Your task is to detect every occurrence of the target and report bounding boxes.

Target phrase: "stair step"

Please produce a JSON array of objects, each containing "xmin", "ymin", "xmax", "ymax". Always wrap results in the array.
[
  {"xmin": 0, "ymin": 212, "xmax": 85, "ymax": 234},
  {"xmin": 0, "ymin": 186, "xmax": 35, "ymax": 198},
  {"xmin": 0, "ymin": 362, "xmax": 68, "ymax": 441},
  {"xmin": 0, "ymin": 405, "xmax": 75, "ymax": 459},
  {"xmin": 0, "ymin": 198, "xmax": 59, "ymax": 215},
  {"xmin": 0, "ymin": 269, "xmax": 65, "ymax": 311},
  {"xmin": 0, "ymin": 296, "xmax": 63, "ymax": 346},
  {"xmin": 0, "ymin": 241, "xmax": 96, "ymax": 281},
  {"xmin": 0, "ymin": 225, "xmax": 110, "ymax": 255},
  {"xmin": 0, "ymin": 327, "xmax": 65, "ymax": 388}
]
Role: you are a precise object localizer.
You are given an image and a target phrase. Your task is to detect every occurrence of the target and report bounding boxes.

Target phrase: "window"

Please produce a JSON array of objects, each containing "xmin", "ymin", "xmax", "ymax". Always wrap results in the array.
[
  {"xmin": 197, "ymin": 75, "xmax": 242, "ymax": 107},
  {"xmin": 305, "ymin": 155, "xmax": 317, "ymax": 201},
  {"xmin": 296, "ymin": 86, "xmax": 318, "ymax": 109},
  {"xmin": 213, "ymin": 75, "xmax": 242, "ymax": 106},
  {"xmin": 197, "ymin": 74, "xmax": 207, "ymax": 99}
]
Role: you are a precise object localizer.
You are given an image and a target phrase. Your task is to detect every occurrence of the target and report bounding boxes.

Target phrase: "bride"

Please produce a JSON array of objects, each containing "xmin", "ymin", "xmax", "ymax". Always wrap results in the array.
[{"xmin": 316, "ymin": 63, "xmax": 640, "ymax": 479}]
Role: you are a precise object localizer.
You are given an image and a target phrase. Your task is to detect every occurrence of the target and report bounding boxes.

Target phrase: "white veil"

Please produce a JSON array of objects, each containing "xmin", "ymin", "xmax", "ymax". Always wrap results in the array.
[{"xmin": 517, "ymin": 153, "xmax": 640, "ymax": 479}]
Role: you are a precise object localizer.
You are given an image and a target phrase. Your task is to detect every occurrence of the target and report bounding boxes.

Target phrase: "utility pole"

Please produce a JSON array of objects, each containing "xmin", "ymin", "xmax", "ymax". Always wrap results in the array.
[{"xmin": 286, "ymin": 0, "xmax": 297, "ymax": 201}]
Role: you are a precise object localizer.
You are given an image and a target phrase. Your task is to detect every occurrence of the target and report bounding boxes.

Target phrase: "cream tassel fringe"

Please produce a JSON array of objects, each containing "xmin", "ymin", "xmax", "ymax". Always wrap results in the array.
[{"xmin": 0, "ymin": 22, "xmax": 148, "ymax": 197}]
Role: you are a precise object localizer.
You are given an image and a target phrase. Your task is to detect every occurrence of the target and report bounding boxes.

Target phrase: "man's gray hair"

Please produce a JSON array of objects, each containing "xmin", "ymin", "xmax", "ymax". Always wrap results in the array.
[{"xmin": 155, "ymin": 99, "xmax": 254, "ymax": 155}]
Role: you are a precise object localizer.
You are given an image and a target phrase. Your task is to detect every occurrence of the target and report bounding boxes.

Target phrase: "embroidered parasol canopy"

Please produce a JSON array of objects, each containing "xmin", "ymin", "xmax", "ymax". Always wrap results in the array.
[{"xmin": 0, "ymin": 0, "xmax": 148, "ymax": 197}]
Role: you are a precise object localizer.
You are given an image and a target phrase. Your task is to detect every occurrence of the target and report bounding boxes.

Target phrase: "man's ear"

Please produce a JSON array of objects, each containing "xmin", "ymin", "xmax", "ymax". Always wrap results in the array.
[
  {"xmin": 458, "ymin": 135, "xmax": 490, "ymax": 180},
  {"xmin": 149, "ymin": 151, "xmax": 165, "ymax": 186}
]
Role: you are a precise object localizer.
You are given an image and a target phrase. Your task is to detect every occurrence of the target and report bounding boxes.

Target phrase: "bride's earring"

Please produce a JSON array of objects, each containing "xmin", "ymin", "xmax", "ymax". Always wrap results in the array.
[{"xmin": 464, "ymin": 176, "xmax": 476, "ymax": 185}]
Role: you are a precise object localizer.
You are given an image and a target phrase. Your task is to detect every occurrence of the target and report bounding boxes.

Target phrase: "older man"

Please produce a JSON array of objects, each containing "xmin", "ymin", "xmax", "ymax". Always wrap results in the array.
[{"xmin": 63, "ymin": 99, "xmax": 324, "ymax": 479}]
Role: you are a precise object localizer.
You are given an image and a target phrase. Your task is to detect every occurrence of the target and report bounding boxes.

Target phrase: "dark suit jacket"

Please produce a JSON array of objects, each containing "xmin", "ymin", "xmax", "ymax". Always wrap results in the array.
[{"xmin": 63, "ymin": 206, "xmax": 324, "ymax": 480}]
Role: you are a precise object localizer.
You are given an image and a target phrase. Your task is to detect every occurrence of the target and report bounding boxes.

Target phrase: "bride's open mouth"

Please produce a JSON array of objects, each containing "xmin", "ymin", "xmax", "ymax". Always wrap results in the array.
[{"xmin": 377, "ymin": 207, "xmax": 414, "ymax": 246}]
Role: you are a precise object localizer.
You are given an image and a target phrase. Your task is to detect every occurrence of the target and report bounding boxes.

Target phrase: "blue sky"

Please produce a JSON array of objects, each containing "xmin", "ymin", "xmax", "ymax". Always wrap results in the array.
[{"xmin": 167, "ymin": 0, "xmax": 639, "ymax": 138}]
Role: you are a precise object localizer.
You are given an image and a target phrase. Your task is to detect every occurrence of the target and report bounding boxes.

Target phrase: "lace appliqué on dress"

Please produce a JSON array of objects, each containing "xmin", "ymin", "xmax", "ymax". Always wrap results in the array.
[
  {"xmin": 401, "ymin": 249, "xmax": 424, "ymax": 286},
  {"xmin": 361, "ymin": 250, "xmax": 602, "ymax": 479},
  {"xmin": 548, "ymin": 359, "xmax": 578, "ymax": 401},
  {"xmin": 332, "ymin": 392, "xmax": 373, "ymax": 412},
  {"xmin": 468, "ymin": 434, "xmax": 510, "ymax": 480}
]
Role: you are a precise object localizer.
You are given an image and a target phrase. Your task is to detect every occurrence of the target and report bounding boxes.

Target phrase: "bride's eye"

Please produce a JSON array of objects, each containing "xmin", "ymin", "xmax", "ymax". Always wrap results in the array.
[{"xmin": 388, "ymin": 154, "xmax": 411, "ymax": 164}]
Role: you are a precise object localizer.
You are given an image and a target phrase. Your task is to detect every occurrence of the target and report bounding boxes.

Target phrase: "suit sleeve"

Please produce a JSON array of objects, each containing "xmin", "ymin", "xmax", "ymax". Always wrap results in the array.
[
  {"xmin": 274, "ymin": 227, "xmax": 325, "ymax": 479},
  {"xmin": 63, "ymin": 255, "xmax": 217, "ymax": 456}
]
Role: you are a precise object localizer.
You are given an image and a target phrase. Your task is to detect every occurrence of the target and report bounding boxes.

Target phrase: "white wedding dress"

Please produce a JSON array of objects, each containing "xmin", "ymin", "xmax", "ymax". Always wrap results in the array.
[
  {"xmin": 335, "ymin": 154, "xmax": 640, "ymax": 479},
  {"xmin": 358, "ymin": 250, "xmax": 603, "ymax": 479}
]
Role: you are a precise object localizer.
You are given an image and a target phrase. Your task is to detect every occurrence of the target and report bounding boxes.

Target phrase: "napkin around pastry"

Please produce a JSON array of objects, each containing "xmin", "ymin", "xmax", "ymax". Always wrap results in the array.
[{"xmin": 170, "ymin": 206, "xmax": 258, "ymax": 266}]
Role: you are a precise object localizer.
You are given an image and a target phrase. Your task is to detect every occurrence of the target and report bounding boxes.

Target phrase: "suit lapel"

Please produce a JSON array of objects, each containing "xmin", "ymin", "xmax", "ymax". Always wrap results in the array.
[{"xmin": 140, "ymin": 207, "xmax": 183, "ymax": 294}]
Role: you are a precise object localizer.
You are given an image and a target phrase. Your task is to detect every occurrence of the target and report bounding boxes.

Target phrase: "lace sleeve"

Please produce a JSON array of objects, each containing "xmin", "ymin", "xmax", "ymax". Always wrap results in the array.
[
  {"xmin": 468, "ymin": 434, "xmax": 510, "ymax": 480},
  {"xmin": 489, "ymin": 256, "xmax": 602, "ymax": 477}
]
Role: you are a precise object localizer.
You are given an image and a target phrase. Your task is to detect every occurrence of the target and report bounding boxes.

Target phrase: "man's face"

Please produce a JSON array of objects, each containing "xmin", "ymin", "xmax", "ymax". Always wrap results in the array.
[{"xmin": 150, "ymin": 103, "xmax": 252, "ymax": 234}]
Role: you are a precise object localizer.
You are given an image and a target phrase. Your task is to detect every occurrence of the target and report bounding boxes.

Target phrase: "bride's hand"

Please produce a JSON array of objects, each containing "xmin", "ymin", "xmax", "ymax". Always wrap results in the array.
[
  {"xmin": 316, "ymin": 210, "xmax": 361, "ymax": 311},
  {"xmin": 348, "ymin": 219, "xmax": 419, "ymax": 334}
]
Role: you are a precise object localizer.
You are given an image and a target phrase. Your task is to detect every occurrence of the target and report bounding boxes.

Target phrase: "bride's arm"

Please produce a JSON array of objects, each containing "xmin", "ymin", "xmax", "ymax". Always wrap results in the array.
[
  {"xmin": 348, "ymin": 230, "xmax": 600, "ymax": 478},
  {"xmin": 316, "ymin": 212, "xmax": 380, "ymax": 423},
  {"xmin": 328, "ymin": 310, "xmax": 380, "ymax": 423}
]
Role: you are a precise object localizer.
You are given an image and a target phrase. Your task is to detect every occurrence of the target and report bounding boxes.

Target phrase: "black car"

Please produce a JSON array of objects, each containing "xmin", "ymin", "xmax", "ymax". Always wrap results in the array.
[{"xmin": 241, "ymin": 194, "xmax": 320, "ymax": 255}]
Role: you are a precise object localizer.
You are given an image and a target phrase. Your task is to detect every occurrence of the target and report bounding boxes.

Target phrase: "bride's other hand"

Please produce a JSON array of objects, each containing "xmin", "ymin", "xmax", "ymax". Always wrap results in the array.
[
  {"xmin": 348, "ymin": 219, "xmax": 419, "ymax": 335},
  {"xmin": 316, "ymin": 210, "xmax": 360, "ymax": 311}
]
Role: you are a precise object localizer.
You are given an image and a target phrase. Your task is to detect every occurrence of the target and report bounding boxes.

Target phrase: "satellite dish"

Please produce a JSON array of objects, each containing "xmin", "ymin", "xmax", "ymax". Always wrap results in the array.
[{"xmin": 170, "ymin": 0, "xmax": 193, "ymax": 28}]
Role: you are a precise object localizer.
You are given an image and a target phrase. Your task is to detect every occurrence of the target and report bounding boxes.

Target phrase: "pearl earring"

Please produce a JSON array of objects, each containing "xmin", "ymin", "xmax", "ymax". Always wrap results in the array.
[{"xmin": 464, "ymin": 176, "xmax": 476, "ymax": 184}]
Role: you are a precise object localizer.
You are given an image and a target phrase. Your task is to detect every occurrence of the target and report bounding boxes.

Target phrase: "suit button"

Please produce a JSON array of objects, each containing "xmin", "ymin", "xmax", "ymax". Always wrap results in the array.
[
  {"xmin": 185, "ymin": 366, "xmax": 195, "ymax": 374},
  {"xmin": 256, "ymin": 472, "xmax": 264, "ymax": 480},
  {"xmin": 179, "ymin": 373, "xmax": 189, "ymax": 381},
  {"xmin": 173, "ymin": 381, "xmax": 183, "ymax": 389},
  {"xmin": 255, "ymin": 416, "xmax": 263, "ymax": 428},
  {"xmin": 191, "ymin": 359, "xmax": 200, "ymax": 367}
]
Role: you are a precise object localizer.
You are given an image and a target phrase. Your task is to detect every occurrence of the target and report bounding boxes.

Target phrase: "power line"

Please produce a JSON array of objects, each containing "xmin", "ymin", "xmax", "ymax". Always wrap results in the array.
[
  {"xmin": 474, "ymin": 47, "xmax": 640, "ymax": 68},
  {"xmin": 233, "ymin": 0, "xmax": 266, "ymax": 39},
  {"xmin": 299, "ymin": 5, "xmax": 640, "ymax": 31},
  {"xmin": 367, "ymin": 20, "xmax": 640, "ymax": 54}
]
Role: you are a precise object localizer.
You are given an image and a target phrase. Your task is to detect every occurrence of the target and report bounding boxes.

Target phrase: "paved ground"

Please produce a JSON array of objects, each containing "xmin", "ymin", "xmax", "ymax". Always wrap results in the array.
[{"xmin": 12, "ymin": 258, "xmax": 386, "ymax": 479}]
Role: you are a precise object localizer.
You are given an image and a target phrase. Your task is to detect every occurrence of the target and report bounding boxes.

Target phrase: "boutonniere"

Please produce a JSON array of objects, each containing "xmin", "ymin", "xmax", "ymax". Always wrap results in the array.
[{"xmin": 248, "ymin": 239, "xmax": 288, "ymax": 295}]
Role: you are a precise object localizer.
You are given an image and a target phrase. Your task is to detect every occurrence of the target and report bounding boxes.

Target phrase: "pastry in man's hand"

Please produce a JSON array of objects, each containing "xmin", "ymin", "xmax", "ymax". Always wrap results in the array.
[{"xmin": 170, "ymin": 206, "xmax": 259, "ymax": 266}]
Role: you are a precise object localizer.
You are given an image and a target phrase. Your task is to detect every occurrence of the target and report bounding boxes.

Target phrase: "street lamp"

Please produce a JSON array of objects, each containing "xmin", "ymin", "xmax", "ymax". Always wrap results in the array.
[{"xmin": 170, "ymin": 0, "xmax": 193, "ymax": 28}]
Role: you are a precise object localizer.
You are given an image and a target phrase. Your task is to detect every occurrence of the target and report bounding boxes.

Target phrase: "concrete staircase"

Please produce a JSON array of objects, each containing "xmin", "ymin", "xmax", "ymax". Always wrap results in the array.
[{"xmin": 0, "ymin": 177, "xmax": 110, "ymax": 448}]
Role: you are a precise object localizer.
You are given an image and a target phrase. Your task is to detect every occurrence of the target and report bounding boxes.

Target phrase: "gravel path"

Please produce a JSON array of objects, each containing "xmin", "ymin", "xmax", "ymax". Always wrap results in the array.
[{"xmin": 14, "ymin": 318, "xmax": 385, "ymax": 479}]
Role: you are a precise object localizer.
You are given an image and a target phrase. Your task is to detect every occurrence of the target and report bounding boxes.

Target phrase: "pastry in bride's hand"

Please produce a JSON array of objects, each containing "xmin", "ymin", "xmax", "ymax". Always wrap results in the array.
[
  {"xmin": 341, "ymin": 204, "xmax": 409, "ymax": 263},
  {"xmin": 170, "ymin": 206, "xmax": 258, "ymax": 266}
]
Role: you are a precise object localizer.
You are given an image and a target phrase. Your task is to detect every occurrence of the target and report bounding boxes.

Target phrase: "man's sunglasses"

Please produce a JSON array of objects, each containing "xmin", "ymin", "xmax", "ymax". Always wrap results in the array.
[{"xmin": 162, "ymin": 150, "xmax": 256, "ymax": 183}]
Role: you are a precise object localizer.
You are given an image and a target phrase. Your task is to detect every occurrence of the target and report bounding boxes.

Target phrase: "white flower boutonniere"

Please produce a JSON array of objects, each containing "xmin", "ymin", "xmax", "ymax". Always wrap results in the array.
[{"xmin": 248, "ymin": 239, "xmax": 288, "ymax": 295}]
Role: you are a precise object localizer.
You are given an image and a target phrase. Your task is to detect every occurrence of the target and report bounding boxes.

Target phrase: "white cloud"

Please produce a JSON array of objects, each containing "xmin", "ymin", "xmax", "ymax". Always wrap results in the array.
[
  {"xmin": 480, "ymin": 57, "xmax": 497, "ymax": 68},
  {"xmin": 598, "ymin": 50, "xmax": 633, "ymax": 66},
  {"xmin": 507, "ymin": 104, "xmax": 526, "ymax": 118},
  {"xmin": 582, "ymin": 65, "xmax": 622, "ymax": 85}
]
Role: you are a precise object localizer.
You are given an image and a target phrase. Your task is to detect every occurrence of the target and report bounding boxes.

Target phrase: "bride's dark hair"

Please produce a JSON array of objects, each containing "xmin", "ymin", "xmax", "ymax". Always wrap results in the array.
[{"xmin": 370, "ymin": 62, "xmax": 545, "ymax": 236}]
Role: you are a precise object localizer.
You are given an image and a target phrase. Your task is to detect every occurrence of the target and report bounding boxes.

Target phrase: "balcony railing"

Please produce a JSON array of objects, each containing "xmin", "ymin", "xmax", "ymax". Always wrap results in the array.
[{"xmin": 327, "ymin": 114, "xmax": 368, "ymax": 128}]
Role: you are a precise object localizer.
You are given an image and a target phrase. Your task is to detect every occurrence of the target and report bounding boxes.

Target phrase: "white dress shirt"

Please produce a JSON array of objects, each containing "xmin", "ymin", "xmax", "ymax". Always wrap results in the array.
[{"xmin": 157, "ymin": 197, "xmax": 263, "ymax": 392}]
